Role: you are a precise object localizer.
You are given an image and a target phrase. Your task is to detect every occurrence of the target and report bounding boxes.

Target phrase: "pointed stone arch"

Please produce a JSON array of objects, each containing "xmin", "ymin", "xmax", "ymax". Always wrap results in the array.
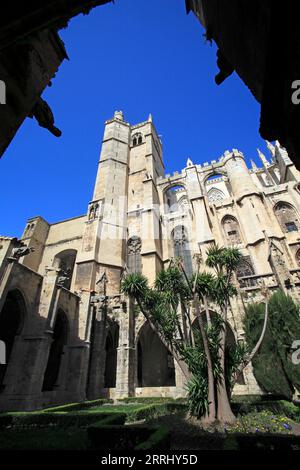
[
  {"xmin": 53, "ymin": 249, "xmax": 77, "ymax": 289},
  {"xmin": 207, "ymin": 187, "xmax": 225, "ymax": 204},
  {"xmin": 171, "ymin": 225, "xmax": 193, "ymax": 278},
  {"xmin": 274, "ymin": 201, "xmax": 299, "ymax": 233},
  {"xmin": 222, "ymin": 214, "xmax": 242, "ymax": 244},
  {"xmin": 42, "ymin": 309, "xmax": 69, "ymax": 392},
  {"xmin": 0, "ymin": 289, "xmax": 26, "ymax": 389},
  {"xmin": 104, "ymin": 320, "xmax": 119, "ymax": 388},
  {"xmin": 136, "ymin": 321, "xmax": 175, "ymax": 387}
]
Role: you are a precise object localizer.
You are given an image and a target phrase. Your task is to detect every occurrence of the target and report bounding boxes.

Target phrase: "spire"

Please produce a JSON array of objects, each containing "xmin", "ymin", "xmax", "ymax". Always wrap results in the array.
[
  {"xmin": 257, "ymin": 148, "xmax": 270, "ymax": 168},
  {"xmin": 250, "ymin": 159, "xmax": 258, "ymax": 171},
  {"xmin": 266, "ymin": 140, "xmax": 275, "ymax": 157},
  {"xmin": 148, "ymin": 113, "xmax": 153, "ymax": 123},
  {"xmin": 186, "ymin": 158, "xmax": 194, "ymax": 167}
]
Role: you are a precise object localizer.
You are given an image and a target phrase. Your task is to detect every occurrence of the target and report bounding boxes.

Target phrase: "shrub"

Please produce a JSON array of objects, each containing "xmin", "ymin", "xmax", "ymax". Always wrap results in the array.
[
  {"xmin": 232, "ymin": 400, "xmax": 300, "ymax": 423},
  {"xmin": 244, "ymin": 290, "xmax": 300, "ymax": 398},
  {"xmin": 42, "ymin": 398, "xmax": 113, "ymax": 413},
  {"xmin": 125, "ymin": 402, "xmax": 186, "ymax": 422},
  {"xmin": 0, "ymin": 411, "xmax": 122, "ymax": 429},
  {"xmin": 88, "ymin": 423, "xmax": 170, "ymax": 451},
  {"xmin": 135, "ymin": 425, "xmax": 170, "ymax": 450},
  {"xmin": 117, "ymin": 397, "xmax": 185, "ymax": 404}
]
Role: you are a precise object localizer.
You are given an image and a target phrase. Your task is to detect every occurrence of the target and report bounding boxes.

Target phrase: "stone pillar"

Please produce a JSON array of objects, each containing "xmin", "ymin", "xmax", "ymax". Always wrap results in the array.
[
  {"xmin": 174, "ymin": 361, "xmax": 186, "ymax": 397},
  {"xmin": 86, "ymin": 297, "xmax": 108, "ymax": 400},
  {"xmin": 115, "ymin": 298, "xmax": 135, "ymax": 398}
]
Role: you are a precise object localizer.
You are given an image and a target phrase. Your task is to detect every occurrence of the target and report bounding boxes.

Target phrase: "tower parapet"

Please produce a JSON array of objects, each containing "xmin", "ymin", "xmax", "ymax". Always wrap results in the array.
[{"xmin": 223, "ymin": 150, "xmax": 259, "ymax": 201}]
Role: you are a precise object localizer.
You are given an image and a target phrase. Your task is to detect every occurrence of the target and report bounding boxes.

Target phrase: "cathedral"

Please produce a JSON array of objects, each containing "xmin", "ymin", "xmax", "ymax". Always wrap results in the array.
[{"xmin": 1, "ymin": 111, "xmax": 300, "ymax": 411}]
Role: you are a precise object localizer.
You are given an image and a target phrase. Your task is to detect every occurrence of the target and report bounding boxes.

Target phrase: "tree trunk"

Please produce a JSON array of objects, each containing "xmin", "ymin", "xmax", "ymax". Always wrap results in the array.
[
  {"xmin": 232, "ymin": 300, "xmax": 269, "ymax": 387},
  {"xmin": 216, "ymin": 322, "xmax": 236, "ymax": 424},
  {"xmin": 203, "ymin": 296, "xmax": 211, "ymax": 329},
  {"xmin": 194, "ymin": 298, "xmax": 216, "ymax": 423}
]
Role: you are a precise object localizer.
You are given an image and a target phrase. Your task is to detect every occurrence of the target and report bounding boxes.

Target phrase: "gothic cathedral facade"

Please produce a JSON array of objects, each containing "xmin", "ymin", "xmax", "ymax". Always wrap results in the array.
[{"xmin": 1, "ymin": 111, "xmax": 300, "ymax": 411}]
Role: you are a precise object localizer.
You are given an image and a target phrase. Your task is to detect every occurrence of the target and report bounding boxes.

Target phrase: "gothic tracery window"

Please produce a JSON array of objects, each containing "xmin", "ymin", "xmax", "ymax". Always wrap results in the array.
[
  {"xmin": 207, "ymin": 188, "xmax": 225, "ymax": 204},
  {"xmin": 127, "ymin": 236, "xmax": 142, "ymax": 273},
  {"xmin": 222, "ymin": 215, "xmax": 242, "ymax": 245},
  {"xmin": 132, "ymin": 133, "xmax": 143, "ymax": 147},
  {"xmin": 178, "ymin": 196, "xmax": 189, "ymax": 213},
  {"xmin": 296, "ymin": 249, "xmax": 300, "ymax": 267},
  {"xmin": 172, "ymin": 226, "xmax": 193, "ymax": 278},
  {"xmin": 237, "ymin": 256, "xmax": 256, "ymax": 287},
  {"xmin": 274, "ymin": 202, "xmax": 299, "ymax": 233}
]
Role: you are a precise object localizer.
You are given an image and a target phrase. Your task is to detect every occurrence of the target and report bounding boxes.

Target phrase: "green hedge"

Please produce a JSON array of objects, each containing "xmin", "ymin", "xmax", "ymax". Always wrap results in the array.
[
  {"xmin": 0, "ymin": 411, "xmax": 123, "ymax": 429},
  {"xmin": 117, "ymin": 397, "xmax": 186, "ymax": 404},
  {"xmin": 88, "ymin": 423, "xmax": 170, "ymax": 450},
  {"xmin": 42, "ymin": 398, "xmax": 113, "ymax": 413},
  {"xmin": 135, "ymin": 425, "xmax": 170, "ymax": 450},
  {"xmin": 232, "ymin": 400, "xmax": 300, "ymax": 422},
  {"xmin": 125, "ymin": 402, "xmax": 187, "ymax": 422}
]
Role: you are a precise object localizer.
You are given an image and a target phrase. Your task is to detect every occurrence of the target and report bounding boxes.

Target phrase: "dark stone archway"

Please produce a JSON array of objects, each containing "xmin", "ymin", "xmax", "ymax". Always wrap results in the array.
[
  {"xmin": 137, "ymin": 322, "xmax": 175, "ymax": 387},
  {"xmin": 104, "ymin": 322, "xmax": 119, "ymax": 388},
  {"xmin": 0, "ymin": 290, "xmax": 26, "ymax": 390},
  {"xmin": 42, "ymin": 309, "xmax": 69, "ymax": 391}
]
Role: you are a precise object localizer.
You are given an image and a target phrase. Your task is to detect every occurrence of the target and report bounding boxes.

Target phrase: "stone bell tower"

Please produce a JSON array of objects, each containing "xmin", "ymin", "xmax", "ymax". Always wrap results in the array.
[{"xmin": 75, "ymin": 110, "xmax": 131, "ymax": 295}]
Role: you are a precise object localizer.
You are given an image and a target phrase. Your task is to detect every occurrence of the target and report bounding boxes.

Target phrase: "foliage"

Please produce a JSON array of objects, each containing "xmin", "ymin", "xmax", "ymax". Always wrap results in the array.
[
  {"xmin": 186, "ymin": 375, "xmax": 209, "ymax": 418},
  {"xmin": 121, "ymin": 246, "xmax": 246, "ymax": 421},
  {"xmin": 42, "ymin": 398, "xmax": 113, "ymax": 412},
  {"xmin": 226, "ymin": 410, "xmax": 293, "ymax": 435},
  {"xmin": 134, "ymin": 425, "xmax": 170, "ymax": 450},
  {"xmin": 244, "ymin": 290, "xmax": 300, "ymax": 399}
]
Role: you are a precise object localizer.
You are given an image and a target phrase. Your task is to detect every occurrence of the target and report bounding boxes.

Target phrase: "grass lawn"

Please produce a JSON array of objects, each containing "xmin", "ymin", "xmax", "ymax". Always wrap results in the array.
[{"xmin": 1, "ymin": 399, "xmax": 300, "ymax": 451}]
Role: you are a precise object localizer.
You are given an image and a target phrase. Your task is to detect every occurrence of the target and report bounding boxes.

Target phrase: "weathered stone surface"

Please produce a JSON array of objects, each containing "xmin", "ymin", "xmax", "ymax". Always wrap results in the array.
[{"xmin": 1, "ymin": 113, "xmax": 300, "ymax": 410}]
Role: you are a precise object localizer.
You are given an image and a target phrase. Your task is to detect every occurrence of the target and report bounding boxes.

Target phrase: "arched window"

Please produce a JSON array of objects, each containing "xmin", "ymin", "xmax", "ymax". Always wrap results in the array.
[
  {"xmin": 237, "ymin": 256, "xmax": 256, "ymax": 288},
  {"xmin": 127, "ymin": 236, "xmax": 142, "ymax": 273},
  {"xmin": 237, "ymin": 256, "xmax": 255, "ymax": 278},
  {"xmin": 296, "ymin": 249, "xmax": 300, "ymax": 267},
  {"xmin": 53, "ymin": 249, "xmax": 77, "ymax": 290},
  {"xmin": 178, "ymin": 196, "xmax": 189, "ymax": 213},
  {"xmin": 104, "ymin": 322, "xmax": 119, "ymax": 388},
  {"xmin": 222, "ymin": 215, "xmax": 242, "ymax": 245},
  {"xmin": 274, "ymin": 202, "xmax": 299, "ymax": 233},
  {"xmin": 42, "ymin": 309, "xmax": 69, "ymax": 391},
  {"xmin": 0, "ymin": 290, "xmax": 26, "ymax": 389},
  {"xmin": 165, "ymin": 185, "xmax": 186, "ymax": 213},
  {"xmin": 132, "ymin": 133, "xmax": 143, "ymax": 147},
  {"xmin": 207, "ymin": 187, "xmax": 225, "ymax": 204},
  {"xmin": 172, "ymin": 226, "xmax": 193, "ymax": 278}
]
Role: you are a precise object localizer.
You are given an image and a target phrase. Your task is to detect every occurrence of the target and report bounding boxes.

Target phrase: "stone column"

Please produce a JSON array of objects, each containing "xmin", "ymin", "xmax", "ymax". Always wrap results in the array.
[
  {"xmin": 86, "ymin": 296, "xmax": 108, "ymax": 400},
  {"xmin": 115, "ymin": 298, "xmax": 135, "ymax": 398},
  {"xmin": 174, "ymin": 361, "xmax": 186, "ymax": 398}
]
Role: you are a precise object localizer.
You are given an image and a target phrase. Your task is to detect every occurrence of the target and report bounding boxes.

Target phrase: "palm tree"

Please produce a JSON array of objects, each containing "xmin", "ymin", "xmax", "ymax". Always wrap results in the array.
[
  {"xmin": 205, "ymin": 245, "xmax": 242, "ymax": 423},
  {"xmin": 121, "ymin": 246, "xmax": 270, "ymax": 426}
]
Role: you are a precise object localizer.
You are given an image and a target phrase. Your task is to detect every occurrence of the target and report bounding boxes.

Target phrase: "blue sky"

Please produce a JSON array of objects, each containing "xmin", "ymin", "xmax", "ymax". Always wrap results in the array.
[{"xmin": 0, "ymin": 0, "xmax": 269, "ymax": 237}]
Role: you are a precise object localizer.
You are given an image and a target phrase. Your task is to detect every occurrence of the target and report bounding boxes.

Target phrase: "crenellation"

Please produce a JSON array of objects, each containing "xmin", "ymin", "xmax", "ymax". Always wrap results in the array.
[{"xmin": 1, "ymin": 111, "xmax": 300, "ymax": 410}]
